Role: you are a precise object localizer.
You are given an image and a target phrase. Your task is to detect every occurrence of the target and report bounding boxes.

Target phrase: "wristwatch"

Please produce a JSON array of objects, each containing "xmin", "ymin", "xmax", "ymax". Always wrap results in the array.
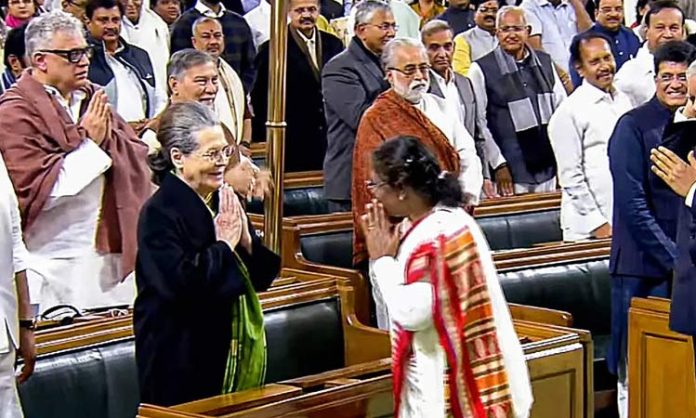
[{"xmin": 19, "ymin": 319, "xmax": 36, "ymax": 331}]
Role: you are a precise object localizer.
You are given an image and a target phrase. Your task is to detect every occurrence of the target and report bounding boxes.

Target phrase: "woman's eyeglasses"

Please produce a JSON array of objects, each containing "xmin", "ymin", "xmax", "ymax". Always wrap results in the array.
[
  {"xmin": 196, "ymin": 145, "xmax": 236, "ymax": 163},
  {"xmin": 365, "ymin": 179, "xmax": 388, "ymax": 191},
  {"xmin": 38, "ymin": 46, "xmax": 94, "ymax": 64}
]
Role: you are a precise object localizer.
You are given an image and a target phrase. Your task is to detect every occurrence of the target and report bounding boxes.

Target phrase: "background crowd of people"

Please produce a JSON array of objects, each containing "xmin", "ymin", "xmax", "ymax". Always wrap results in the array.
[{"xmin": 2, "ymin": 0, "xmax": 696, "ymax": 415}]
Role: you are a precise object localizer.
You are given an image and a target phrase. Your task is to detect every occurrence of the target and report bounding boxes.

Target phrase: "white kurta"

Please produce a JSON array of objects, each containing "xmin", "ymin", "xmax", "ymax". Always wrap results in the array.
[
  {"xmin": 25, "ymin": 88, "xmax": 136, "ymax": 312},
  {"xmin": 548, "ymin": 81, "xmax": 632, "ymax": 241},
  {"xmin": 0, "ymin": 150, "xmax": 28, "ymax": 418},
  {"xmin": 417, "ymin": 93, "xmax": 484, "ymax": 205},
  {"xmin": 370, "ymin": 207, "xmax": 533, "ymax": 418},
  {"xmin": 613, "ymin": 45, "xmax": 654, "ymax": 109}
]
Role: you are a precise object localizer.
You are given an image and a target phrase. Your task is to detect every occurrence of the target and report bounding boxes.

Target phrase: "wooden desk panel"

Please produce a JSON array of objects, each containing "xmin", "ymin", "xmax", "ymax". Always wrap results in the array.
[{"xmin": 628, "ymin": 297, "xmax": 696, "ymax": 418}]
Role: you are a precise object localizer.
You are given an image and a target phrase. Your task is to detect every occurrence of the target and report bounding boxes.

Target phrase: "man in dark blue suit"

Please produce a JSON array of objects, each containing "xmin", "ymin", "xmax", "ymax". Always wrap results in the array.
[
  {"xmin": 607, "ymin": 40, "xmax": 696, "ymax": 416},
  {"xmin": 650, "ymin": 63, "xmax": 696, "ymax": 370}
]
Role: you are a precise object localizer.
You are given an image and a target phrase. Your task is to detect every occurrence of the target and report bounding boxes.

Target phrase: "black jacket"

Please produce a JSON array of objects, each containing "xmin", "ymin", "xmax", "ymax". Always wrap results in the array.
[
  {"xmin": 251, "ymin": 27, "xmax": 344, "ymax": 172},
  {"xmin": 133, "ymin": 173, "xmax": 280, "ymax": 406}
]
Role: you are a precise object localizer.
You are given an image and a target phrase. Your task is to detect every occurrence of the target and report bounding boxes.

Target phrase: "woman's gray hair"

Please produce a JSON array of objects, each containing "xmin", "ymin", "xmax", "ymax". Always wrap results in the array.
[
  {"xmin": 25, "ymin": 11, "xmax": 84, "ymax": 58},
  {"xmin": 381, "ymin": 38, "xmax": 428, "ymax": 70},
  {"xmin": 149, "ymin": 102, "xmax": 220, "ymax": 184},
  {"xmin": 496, "ymin": 5, "xmax": 527, "ymax": 29},
  {"xmin": 354, "ymin": 0, "xmax": 392, "ymax": 27},
  {"xmin": 167, "ymin": 48, "xmax": 216, "ymax": 81},
  {"xmin": 688, "ymin": 58, "xmax": 696, "ymax": 78}
]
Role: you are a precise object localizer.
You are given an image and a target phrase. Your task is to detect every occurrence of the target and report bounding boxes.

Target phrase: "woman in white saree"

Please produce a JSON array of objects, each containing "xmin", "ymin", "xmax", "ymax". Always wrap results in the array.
[{"xmin": 360, "ymin": 136, "xmax": 533, "ymax": 418}]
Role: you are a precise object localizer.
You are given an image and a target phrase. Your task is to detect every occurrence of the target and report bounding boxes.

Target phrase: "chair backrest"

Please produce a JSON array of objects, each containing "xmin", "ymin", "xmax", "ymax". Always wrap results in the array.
[{"xmin": 478, "ymin": 208, "xmax": 562, "ymax": 251}]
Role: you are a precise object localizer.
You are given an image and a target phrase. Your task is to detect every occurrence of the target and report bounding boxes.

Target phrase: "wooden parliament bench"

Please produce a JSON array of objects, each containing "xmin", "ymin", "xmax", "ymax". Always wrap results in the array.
[
  {"xmin": 628, "ymin": 297, "xmax": 696, "ymax": 418},
  {"xmin": 136, "ymin": 319, "xmax": 588, "ymax": 418}
]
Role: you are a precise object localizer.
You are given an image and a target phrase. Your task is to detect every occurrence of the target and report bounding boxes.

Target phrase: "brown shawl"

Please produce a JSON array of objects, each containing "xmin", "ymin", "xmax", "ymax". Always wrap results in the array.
[
  {"xmin": 351, "ymin": 89, "xmax": 460, "ymax": 264},
  {"xmin": 0, "ymin": 70, "xmax": 152, "ymax": 278}
]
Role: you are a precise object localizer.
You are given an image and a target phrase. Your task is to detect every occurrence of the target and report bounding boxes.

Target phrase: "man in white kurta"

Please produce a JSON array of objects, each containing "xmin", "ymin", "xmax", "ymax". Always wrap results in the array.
[
  {"xmin": 120, "ymin": 0, "xmax": 171, "ymax": 102},
  {"xmin": 0, "ymin": 151, "xmax": 34, "ymax": 418},
  {"xmin": 614, "ymin": 3, "xmax": 685, "ymax": 107},
  {"xmin": 370, "ymin": 206, "xmax": 533, "ymax": 418},
  {"xmin": 0, "ymin": 12, "xmax": 152, "ymax": 313},
  {"xmin": 548, "ymin": 33, "xmax": 632, "ymax": 241}
]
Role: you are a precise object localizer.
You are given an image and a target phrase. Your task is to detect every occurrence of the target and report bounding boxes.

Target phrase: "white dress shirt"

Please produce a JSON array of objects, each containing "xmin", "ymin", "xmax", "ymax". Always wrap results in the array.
[
  {"xmin": 614, "ymin": 44, "xmax": 654, "ymax": 108},
  {"xmin": 416, "ymin": 93, "xmax": 483, "ymax": 204},
  {"xmin": 24, "ymin": 87, "xmax": 134, "ymax": 310},
  {"xmin": 120, "ymin": 4, "xmax": 171, "ymax": 111},
  {"xmin": 105, "ymin": 50, "xmax": 148, "ymax": 122},
  {"xmin": 194, "ymin": 0, "xmax": 227, "ymax": 18},
  {"xmin": 297, "ymin": 27, "xmax": 318, "ymax": 68},
  {"xmin": 521, "ymin": 0, "xmax": 578, "ymax": 72},
  {"xmin": 430, "ymin": 70, "xmax": 466, "ymax": 126},
  {"xmin": 0, "ymin": 151, "xmax": 28, "ymax": 354},
  {"xmin": 548, "ymin": 81, "xmax": 632, "ymax": 241},
  {"xmin": 244, "ymin": 0, "xmax": 270, "ymax": 50}
]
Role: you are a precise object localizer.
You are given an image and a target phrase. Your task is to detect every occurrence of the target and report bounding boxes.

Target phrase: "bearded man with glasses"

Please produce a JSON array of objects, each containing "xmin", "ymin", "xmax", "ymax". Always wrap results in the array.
[
  {"xmin": 0, "ymin": 10, "xmax": 152, "ymax": 313},
  {"xmin": 351, "ymin": 37, "xmax": 482, "ymax": 329}
]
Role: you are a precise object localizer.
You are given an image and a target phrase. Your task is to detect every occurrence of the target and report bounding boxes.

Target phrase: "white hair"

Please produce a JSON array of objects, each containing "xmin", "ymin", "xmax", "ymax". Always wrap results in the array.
[
  {"xmin": 688, "ymin": 58, "xmax": 696, "ymax": 78},
  {"xmin": 495, "ymin": 5, "xmax": 527, "ymax": 29},
  {"xmin": 354, "ymin": 0, "xmax": 392, "ymax": 27},
  {"xmin": 381, "ymin": 38, "xmax": 428, "ymax": 70},
  {"xmin": 25, "ymin": 10, "xmax": 84, "ymax": 59}
]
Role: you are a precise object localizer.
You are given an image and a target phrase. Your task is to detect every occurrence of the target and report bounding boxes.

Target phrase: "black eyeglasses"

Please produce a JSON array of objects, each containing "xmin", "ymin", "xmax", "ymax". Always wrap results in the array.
[{"xmin": 38, "ymin": 46, "xmax": 94, "ymax": 64}]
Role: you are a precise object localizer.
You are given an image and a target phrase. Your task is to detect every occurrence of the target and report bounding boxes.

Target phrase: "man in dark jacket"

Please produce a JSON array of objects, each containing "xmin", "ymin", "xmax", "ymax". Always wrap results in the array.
[
  {"xmin": 251, "ymin": 0, "xmax": 343, "ymax": 172},
  {"xmin": 170, "ymin": 0, "xmax": 256, "ymax": 91},
  {"xmin": 85, "ymin": 0, "xmax": 166, "ymax": 131},
  {"xmin": 321, "ymin": 0, "xmax": 394, "ymax": 212}
]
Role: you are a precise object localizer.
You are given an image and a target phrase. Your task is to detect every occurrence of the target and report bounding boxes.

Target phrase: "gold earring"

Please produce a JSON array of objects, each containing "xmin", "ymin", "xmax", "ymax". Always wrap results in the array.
[{"xmin": 398, "ymin": 193, "xmax": 405, "ymax": 200}]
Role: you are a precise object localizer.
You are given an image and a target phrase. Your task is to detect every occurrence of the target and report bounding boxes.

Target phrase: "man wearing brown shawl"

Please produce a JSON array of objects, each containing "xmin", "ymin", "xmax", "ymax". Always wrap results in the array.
[
  {"xmin": 0, "ymin": 11, "xmax": 152, "ymax": 311},
  {"xmin": 353, "ymin": 38, "xmax": 483, "ymax": 329}
]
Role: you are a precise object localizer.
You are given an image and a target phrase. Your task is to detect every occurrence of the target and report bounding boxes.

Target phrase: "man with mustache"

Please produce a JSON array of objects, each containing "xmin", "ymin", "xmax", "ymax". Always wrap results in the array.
[
  {"xmin": 169, "ymin": 0, "xmax": 256, "ymax": 91},
  {"xmin": 192, "ymin": 17, "xmax": 252, "ymax": 152},
  {"xmin": 548, "ymin": 32, "xmax": 632, "ymax": 242},
  {"xmin": 322, "ymin": 0, "xmax": 395, "ymax": 213},
  {"xmin": 607, "ymin": 40, "xmax": 696, "ymax": 418},
  {"xmin": 452, "ymin": 0, "xmax": 500, "ymax": 75},
  {"xmin": 352, "ymin": 38, "xmax": 483, "ymax": 328},
  {"xmin": 119, "ymin": 0, "xmax": 171, "ymax": 101},
  {"xmin": 0, "ymin": 11, "xmax": 152, "ymax": 311},
  {"xmin": 567, "ymin": 0, "xmax": 640, "ymax": 87},
  {"xmin": 86, "ymin": 0, "xmax": 167, "ymax": 132},
  {"xmin": 468, "ymin": 6, "xmax": 566, "ymax": 196},
  {"xmin": 614, "ymin": 0, "xmax": 685, "ymax": 108},
  {"xmin": 422, "ymin": 19, "xmax": 498, "ymax": 198},
  {"xmin": 251, "ymin": 0, "xmax": 343, "ymax": 172}
]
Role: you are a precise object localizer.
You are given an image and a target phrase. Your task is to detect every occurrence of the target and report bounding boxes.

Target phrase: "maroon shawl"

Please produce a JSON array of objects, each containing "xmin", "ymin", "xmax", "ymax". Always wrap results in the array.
[{"xmin": 0, "ymin": 70, "xmax": 152, "ymax": 277}]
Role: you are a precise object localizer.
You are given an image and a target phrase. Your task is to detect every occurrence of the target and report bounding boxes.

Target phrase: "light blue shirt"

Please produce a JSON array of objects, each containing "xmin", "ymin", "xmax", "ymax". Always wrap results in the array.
[{"xmin": 521, "ymin": 0, "xmax": 578, "ymax": 72}]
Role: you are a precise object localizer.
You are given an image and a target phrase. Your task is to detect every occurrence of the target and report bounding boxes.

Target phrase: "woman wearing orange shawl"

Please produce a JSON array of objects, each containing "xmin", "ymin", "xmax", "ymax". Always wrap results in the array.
[{"xmin": 360, "ymin": 137, "xmax": 533, "ymax": 418}]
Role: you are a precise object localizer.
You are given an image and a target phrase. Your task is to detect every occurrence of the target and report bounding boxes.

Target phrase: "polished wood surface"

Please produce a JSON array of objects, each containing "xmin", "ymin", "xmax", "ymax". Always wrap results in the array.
[{"xmin": 628, "ymin": 297, "xmax": 696, "ymax": 418}]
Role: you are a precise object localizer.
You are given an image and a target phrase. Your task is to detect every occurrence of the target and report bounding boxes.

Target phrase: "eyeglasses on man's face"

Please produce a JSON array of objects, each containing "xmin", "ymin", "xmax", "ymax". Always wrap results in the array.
[
  {"xmin": 38, "ymin": 46, "xmax": 94, "ymax": 64},
  {"xmin": 365, "ymin": 22, "xmax": 398, "ymax": 32},
  {"xmin": 656, "ymin": 72, "xmax": 688, "ymax": 84},
  {"xmin": 388, "ymin": 63, "xmax": 431, "ymax": 77},
  {"xmin": 365, "ymin": 179, "xmax": 388, "ymax": 191},
  {"xmin": 196, "ymin": 145, "xmax": 236, "ymax": 163}
]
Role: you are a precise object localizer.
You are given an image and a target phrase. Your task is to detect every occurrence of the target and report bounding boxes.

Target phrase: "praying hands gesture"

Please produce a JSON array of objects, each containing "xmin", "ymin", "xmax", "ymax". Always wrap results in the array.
[
  {"xmin": 80, "ymin": 90, "xmax": 111, "ymax": 145},
  {"xmin": 215, "ymin": 184, "xmax": 252, "ymax": 253},
  {"xmin": 360, "ymin": 199, "xmax": 399, "ymax": 261},
  {"xmin": 650, "ymin": 146, "xmax": 696, "ymax": 198}
]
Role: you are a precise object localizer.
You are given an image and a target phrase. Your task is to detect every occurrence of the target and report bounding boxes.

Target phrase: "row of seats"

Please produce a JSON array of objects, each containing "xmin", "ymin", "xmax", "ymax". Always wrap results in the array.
[{"xmin": 17, "ymin": 243, "xmax": 610, "ymax": 418}]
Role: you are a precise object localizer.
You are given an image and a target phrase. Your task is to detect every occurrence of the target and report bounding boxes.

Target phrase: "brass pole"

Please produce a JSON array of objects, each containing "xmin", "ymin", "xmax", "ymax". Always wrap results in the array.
[{"xmin": 263, "ymin": 0, "xmax": 288, "ymax": 254}]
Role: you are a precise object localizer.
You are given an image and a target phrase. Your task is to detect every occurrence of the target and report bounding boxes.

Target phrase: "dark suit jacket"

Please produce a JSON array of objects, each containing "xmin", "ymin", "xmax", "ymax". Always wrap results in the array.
[
  {"xmin": 428, "ymin": 70, "xmax": 489, "ymax": 178},
  {"xmin": 322, "ymin": 37, "xmax": 390, "ymax": 201},
  {"xmin": 251, "ymin": 26, "xmax": 344, "ymax": 172},
  {"xmin": 662, "ymin": 122, "xmax": 696, "ymax": 336},
  {"xmin": 608, "ymin": 96, "xmax": 679, "ymax": 278},
  {"xmin": 133, "ymin": 173, "xmax": 280, "ymax": 406}
]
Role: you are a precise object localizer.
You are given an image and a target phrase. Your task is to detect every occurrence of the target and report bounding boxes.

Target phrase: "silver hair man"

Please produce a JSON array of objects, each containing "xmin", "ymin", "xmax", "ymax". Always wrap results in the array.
[
  {"xmin": 167, "ymin": 48, "xmax": 216, "ymax": 81},
  {"xmin": 381, "ymin": 37, "xmax": 428, "ymax": 70},
  {"xmin": 25, "ymin": 10, "xmax": 84, "ymax": 59},
  {"xmin": 496, "ymin": 5, "xmax": 527, "ymax": 29},
  {"xmin": 354, "ymin": 0, "xmax": 392, "ymax": 27}
]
